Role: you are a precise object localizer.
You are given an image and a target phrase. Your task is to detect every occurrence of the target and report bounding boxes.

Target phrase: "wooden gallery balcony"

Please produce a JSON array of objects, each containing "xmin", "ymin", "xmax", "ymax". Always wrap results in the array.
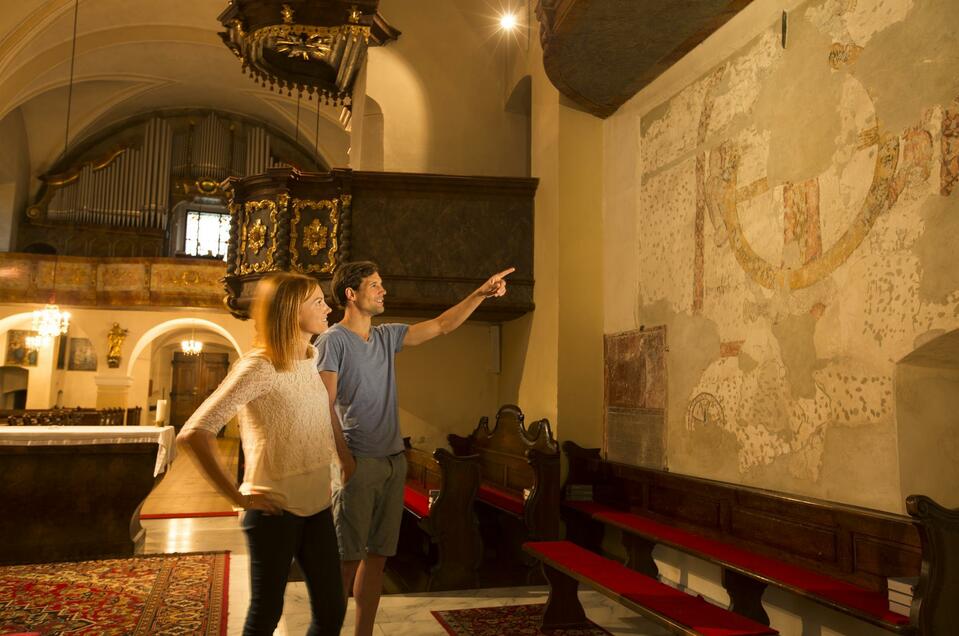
[{"xmin": 0, "ymin": 253, "xmax": 228, "ymax": 310}]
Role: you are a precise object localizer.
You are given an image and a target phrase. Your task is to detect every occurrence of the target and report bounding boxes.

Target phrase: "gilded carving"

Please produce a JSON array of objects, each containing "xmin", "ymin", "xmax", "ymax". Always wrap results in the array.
[
  {"xmin": 290, "ymin": 198, "xmax": 339, "ymax": 273},
  {"xmin": 247, "ymin": 219, "xmax": 267, "ymax": 254},
  {"xmin": 238, "ymin": 200, "xmax": 278, "ymax": 275},
  {"xmin": 303, "ymin": 219, "xmax": 329, "ymax": 255},
  {"xmin": 106, "ymin": 323, "xmax": 128, "ymax": 369}
]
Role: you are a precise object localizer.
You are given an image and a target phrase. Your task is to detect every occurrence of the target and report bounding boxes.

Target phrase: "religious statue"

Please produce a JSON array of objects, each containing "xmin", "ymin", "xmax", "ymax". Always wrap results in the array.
[{"xmin": 106, "ymin": 323, "xmax": 128, "ymax": 368}]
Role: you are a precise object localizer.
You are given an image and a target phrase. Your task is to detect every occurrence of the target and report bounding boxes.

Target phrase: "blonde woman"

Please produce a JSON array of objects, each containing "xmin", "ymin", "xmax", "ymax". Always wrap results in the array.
[{"xmin": 178, "ymin": 272, "xmax": 348, "ymax": 636}]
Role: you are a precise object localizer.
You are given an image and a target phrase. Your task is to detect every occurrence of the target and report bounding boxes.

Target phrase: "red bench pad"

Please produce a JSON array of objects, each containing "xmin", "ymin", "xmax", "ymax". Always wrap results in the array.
[
  {"xmin": 526, "ymin": 541, "xmax": 777, "ymax": 636},
  {"xmin": 403, "ymin": 485, "xmax": 430, "ymax": 518},
  {"xmin": 478, "ymin": 484, "xmax": 525, "ymax": 515},
  {"xmin": 594, "ymin": 510, "xmax": 909, "ymax": 627}
]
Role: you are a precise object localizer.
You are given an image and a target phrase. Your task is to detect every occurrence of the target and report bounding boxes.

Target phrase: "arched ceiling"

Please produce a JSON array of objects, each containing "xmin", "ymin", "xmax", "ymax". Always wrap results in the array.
[{"xmin": 0, "ymin": 0, "xmax": 353, "ymax": 174}]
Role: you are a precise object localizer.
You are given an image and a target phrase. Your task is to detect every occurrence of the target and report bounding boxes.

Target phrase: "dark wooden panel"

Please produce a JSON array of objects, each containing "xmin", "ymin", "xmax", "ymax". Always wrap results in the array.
[
  {"xmin": 853, "ymin": 534, "xmax": 922, "ymax": 577},
  {"xmin": 730, "ymin": 508, "xmax": 839, "ymax": 565},
  {"xmin": 561, "ymin": 441, "xmax": 922, "ymax": 594},
  {"xmin": 649, "ymin": 485, "xmax": 722, "ymax": 529}
]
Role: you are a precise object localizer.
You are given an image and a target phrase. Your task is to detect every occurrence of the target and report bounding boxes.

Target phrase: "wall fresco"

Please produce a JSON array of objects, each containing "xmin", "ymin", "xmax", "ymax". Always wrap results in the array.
[{"xmin": 627, "ymin": 0, "xmax": 959, "ymax": 510}]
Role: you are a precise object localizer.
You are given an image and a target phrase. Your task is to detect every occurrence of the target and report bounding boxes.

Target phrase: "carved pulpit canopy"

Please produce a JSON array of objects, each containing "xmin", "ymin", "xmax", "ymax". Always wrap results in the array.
[
  {"xmin": 223, "ymin": 168, "xmax": 537, "ymax": 321},
  {"xmin": 218, "ymin": 0, "xmax": 400, "ymax": 106},
  {"xmin": 535, "ymin": 0, "xmax": 750, "ymax": 118}
]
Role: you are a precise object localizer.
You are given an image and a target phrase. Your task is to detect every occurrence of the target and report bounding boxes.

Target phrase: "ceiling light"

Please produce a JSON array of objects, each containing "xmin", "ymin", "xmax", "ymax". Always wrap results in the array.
[{"xmin": 500, "ymin": 13, "xmax": 518, "ymax": 31}]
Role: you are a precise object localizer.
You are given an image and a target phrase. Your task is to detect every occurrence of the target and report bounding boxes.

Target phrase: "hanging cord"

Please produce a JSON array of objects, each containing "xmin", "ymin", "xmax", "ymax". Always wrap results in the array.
[{"xmin": 64, "ymin": 0, "xmax": 80, "ymax": 154}]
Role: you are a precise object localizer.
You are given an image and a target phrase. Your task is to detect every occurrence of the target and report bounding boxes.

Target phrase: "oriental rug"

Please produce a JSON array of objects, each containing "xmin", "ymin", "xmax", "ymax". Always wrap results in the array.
[
  {"xmin": 0, "ymin": 551, "xmax": 229, "ymax": 636},
  {"xmin": 432, "ymin": 603, "xmax": 612, "ymax": 635}
]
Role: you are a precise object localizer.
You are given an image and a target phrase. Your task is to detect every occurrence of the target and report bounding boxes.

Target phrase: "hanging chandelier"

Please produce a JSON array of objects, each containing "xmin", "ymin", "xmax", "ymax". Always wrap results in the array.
[
  {"xmin": 181, "ymin": 339, "xmax": 203, "ymax": 356},
  {"xmin": 218, "ymin": 1, "xmax": 399, "ymax": 107},
  {"xmin": 33, "ymin": 257, "xmax": 70, "ymax": 343},
  {"xmin": 181, "ymin": 321, "xmax": 203, "ymax": 356},
  {"xmin": 32, "ymin": 305, "xmax": 71, "ymax": 341}
]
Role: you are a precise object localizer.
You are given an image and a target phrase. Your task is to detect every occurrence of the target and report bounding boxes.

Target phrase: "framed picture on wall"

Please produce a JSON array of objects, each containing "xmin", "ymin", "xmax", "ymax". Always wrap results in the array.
[
  {"xmin": 68, "ymin": 337, "xmax": 97, "ymax": 371},
  {"xmin": 5, "ymin": 330, "xmax": 39, "ymax": 367}
]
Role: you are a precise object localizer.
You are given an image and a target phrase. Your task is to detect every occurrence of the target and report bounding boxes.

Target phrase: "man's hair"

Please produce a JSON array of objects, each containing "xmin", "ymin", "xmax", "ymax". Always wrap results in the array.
[
  {"xmin": 251, "ymin": 272, "xmax": 320, "ymax": 371},
  {"xmin": 331, "ymin": 261, "xmax": 379, "ymax": 308}
]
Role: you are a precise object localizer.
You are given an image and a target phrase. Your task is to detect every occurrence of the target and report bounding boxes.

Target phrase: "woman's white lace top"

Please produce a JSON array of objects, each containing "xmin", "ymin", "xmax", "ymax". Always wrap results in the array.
[{"xmin": 181, "ymin": 345, "xmax": 336, "ymax": 516}]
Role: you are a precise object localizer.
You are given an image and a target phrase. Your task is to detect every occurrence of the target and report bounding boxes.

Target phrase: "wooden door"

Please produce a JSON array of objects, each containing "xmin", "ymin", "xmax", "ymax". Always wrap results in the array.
[{"xmin": 170, "ymin": 352, "xmax": 229, "ymax": 430}]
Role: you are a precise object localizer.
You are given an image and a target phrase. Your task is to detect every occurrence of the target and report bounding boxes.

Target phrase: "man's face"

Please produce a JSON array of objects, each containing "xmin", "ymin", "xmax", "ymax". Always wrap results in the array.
[{"xmin": 349, "ymin": 272, "xmax": 386, "ymax": 316}]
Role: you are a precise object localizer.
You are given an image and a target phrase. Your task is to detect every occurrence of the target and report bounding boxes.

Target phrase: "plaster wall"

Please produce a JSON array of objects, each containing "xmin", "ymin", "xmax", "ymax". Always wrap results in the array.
[
  {"xmin": 499, "ymin": 37, "xmax": 561, "ymax": 427},
  {"xmin": 0, "ymin": 108, "xmax": 30, "ymax": 250},
  {"xmin": 367, "ymin": 0, "xmax": 528, "ymax": 177},
  {"xmin": 557, "ymin": 104, "xmax": 605, "ymax": 449},
  {"xmin": 393, "ymin": 320, "xmax": 500, "ymax": 452},
  {"xmin": 604, "ymin": 0, "xmax": 959, "ymax": 513},
  {"xmin": 896, "ymin": 362, "xmax": 959, "ymax": 507}
]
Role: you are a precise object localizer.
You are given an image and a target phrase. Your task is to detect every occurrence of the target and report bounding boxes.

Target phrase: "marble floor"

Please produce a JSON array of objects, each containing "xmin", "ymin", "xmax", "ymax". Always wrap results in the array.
[
  {"xmin": 142, "ymin": 515, "xmax": 669, "ymax": 635},
  {"xmin": 141, "ymin": 438, "xmax": 667, "ymax": 635}
]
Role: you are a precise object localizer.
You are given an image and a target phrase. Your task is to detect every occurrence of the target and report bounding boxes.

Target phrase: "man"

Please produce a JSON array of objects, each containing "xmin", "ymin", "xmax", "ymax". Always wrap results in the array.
[{"xmin": 316, "ymin": 260, "xmax": 513, "ymax": 636}]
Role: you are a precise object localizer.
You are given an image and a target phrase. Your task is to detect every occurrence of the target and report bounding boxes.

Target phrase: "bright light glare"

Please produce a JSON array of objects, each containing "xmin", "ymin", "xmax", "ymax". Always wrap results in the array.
[{"xmin": 499, "ymin": 13, "xmax": 517, "ymax": 30}]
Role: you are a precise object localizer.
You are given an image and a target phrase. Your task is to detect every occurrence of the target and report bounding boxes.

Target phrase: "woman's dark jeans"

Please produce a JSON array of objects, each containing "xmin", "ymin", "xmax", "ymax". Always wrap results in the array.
[{"xmin": 241, "ymin": 506, "xmax": 345, "ymax": 636}]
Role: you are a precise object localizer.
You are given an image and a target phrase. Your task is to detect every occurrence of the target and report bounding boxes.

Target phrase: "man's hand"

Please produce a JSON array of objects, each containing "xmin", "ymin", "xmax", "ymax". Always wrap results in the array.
[
  {"xmin": 340, "ymin": 452, "xmax": 356, "ymax": 484},
  {"xmin": 476, "ymin": 267, "xmax": 515, "ymax": 298}
]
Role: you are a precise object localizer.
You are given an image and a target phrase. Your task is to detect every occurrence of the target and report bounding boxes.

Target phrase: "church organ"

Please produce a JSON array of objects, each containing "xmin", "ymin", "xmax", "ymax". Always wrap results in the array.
[{"xmin": 19, "ymin": 110, "xmax": 324, "ymax": 257}]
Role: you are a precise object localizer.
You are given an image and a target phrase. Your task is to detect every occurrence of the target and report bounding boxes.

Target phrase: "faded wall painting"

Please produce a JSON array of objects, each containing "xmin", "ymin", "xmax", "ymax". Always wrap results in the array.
[
  {"xmin": 625, "ymin": 0, "xmax": 959, "ymax": 511},
  {"xmin": 68, "ymin": 338, "xmax": 97, "ymax": 372},
  {"xmin": 5, "ymin": 330, "xmax": 38, "ymax": 367},
  {"xmin": 604, "ymin": 327, "xmax": 667, "ymax": 468}
]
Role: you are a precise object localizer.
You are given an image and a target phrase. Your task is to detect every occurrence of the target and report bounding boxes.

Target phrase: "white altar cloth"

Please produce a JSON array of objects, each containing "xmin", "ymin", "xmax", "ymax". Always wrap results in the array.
[{"xmin": 0, "ymin": 426, "xmax": 176, "ymax": 476}]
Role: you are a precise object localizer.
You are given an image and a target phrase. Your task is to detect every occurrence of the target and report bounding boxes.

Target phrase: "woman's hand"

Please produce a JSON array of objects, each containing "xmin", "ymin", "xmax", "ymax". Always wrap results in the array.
[{"xmin": 241, "ymin": 491, "xmax": 282, "ymax": 514}]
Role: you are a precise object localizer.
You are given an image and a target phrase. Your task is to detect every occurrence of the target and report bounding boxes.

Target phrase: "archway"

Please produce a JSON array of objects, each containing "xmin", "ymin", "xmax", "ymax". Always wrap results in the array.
[{"xmin": 896, "ymin": 328, "xmax": 959, "ymax": 508}]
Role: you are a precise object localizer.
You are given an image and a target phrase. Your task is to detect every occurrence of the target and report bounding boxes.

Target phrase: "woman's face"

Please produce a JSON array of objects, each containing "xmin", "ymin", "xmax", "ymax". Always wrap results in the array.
[{"xmin": 298, "ymin": 286, "xmax": 332, "ymax": 336}]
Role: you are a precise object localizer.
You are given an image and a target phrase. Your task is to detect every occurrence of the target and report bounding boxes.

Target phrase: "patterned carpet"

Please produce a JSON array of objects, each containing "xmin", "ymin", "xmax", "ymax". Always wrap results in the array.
[
  {"xmin": 0, "ymin": 551, "xmax": 229, "ymax": 636},
  {"xmin": 432, "ymin": 603, "xmax": 612, "ymax": 635}
]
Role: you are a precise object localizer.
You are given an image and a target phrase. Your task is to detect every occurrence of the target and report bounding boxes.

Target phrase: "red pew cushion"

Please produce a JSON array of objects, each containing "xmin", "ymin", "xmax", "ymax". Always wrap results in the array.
[
  {"xmin": 478, "ymin": 483, "xmax": 525, "ymax": 515},
  {"xmin": 594, "ymin": 510, "xmax": 910, "ymax": 627},
  {"xmin": 525, "ymin": 541, "xmax": 777, "ymax": 636},
  {"xmin": 403, "ymin": 485, "xmax": 430, "ymax": 518}
]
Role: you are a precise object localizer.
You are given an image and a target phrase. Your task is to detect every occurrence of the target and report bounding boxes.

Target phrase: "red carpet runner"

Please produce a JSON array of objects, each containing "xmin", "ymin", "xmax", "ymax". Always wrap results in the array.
[
  {"xmin": 0, "ymin": 551, "xmax": 229, "ymax": 636},
  {"xmin": 432, "ymin": 603, "xmax": 612, "ymax": 636}
]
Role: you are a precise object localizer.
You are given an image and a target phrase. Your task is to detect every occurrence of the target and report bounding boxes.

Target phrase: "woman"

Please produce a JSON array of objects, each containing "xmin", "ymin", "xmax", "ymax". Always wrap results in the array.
[{"xmin": 178, "ymin": 272, "xmax": 346, "ymax": 636}]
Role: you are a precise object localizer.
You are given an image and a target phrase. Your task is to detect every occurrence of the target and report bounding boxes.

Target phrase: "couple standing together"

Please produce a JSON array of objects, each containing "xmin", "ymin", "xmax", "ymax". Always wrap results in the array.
[{"xmin": 178, "ymin": 261, "xmax": 513, "ymax": 635}]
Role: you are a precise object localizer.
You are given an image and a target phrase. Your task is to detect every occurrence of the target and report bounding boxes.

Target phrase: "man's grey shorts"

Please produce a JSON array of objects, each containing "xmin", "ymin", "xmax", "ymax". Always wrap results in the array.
[{"xmin": 332, "ymin": 453, "xmax": 407, "ymax": 561}]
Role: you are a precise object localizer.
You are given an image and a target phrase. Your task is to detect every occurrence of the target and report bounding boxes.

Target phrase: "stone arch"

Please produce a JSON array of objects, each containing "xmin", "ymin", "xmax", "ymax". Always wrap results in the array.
[{"xmin": 126, "ymin": 318, "xmax": 242, "ymax": 377}]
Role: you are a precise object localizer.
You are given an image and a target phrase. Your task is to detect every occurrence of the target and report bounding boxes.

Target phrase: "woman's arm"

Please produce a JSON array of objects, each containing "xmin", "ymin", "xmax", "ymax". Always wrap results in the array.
[
  {"xmin": 176, "ymin": 354, "xmax": 280, "ymax": 512},
  {"xmin": 179, "ymin": 428, "xmax": 280, "ymax": 513}
]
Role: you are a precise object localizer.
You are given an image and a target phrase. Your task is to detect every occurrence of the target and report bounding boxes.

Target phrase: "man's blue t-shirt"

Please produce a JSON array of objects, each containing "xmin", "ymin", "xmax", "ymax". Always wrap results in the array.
[{"xmin": 315, "ymin": 323, "xmax": 408, "ymax": 457}]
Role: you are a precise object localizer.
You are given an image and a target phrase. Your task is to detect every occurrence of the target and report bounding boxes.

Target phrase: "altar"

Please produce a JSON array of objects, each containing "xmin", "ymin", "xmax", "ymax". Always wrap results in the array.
[{"xmin": 0, "ymin": 426, "xmax": 176, "ymax": 564}]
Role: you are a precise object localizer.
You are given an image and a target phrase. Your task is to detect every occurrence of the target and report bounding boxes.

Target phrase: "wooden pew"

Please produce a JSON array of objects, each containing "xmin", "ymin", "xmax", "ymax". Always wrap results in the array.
[
  {"xmin": 448, "ymin": 404, "xmax": 560, "ymax": 584},
  {"xmin": 0, "ymin": 407, "xmax": 126, "ymax": 426},
  {"xmin": 524, "ymin": 540, "xmax": 777, "ymax": 635},
  {"xmin": 559, "ymin": 441, "xmax": 955, "ymax": 634},
  {"xmin": 394, "ymin": 440, "xmax": 483, "ymax": 591}
]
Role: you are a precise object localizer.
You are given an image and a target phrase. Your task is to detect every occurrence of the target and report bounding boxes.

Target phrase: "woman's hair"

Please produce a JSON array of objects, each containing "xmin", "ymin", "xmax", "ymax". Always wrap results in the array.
[{"xmin": 251, "ymin": 272, "xmax": 319, "ymax": 371}]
